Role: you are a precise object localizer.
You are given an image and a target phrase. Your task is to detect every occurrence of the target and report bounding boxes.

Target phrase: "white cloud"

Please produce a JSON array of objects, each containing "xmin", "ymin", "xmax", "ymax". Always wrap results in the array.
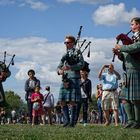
[
  {"xmin": 1, "ymin": 36, "xmax": 122, "ymax": 81},
  {"xmin": 0, "ymin": 36, "xmax": 123, "ymax": 101},
  {"xmin": 57, "ymin": 0, "xmax": 111, "ymax": 4},
  {"xmin": 0, "ymin": 0, "xmax": 48, "ymax": 11},
  {"xmin": 92, "ymin": 3, "xmax": 140, "ymax": 26},
  {"xmin": 24, "ymin": 0, "xmax": 48, "ymax": 11},
  {"xmin": 0, "ymin": 36, "xmax": 63, "ymax": 84}
]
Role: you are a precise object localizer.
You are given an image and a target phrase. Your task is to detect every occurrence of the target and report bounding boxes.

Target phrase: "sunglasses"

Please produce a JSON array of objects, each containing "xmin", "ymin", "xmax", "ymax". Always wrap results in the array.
[{"xmin": 64, "ymin": 41, "xmax": 72, "ymax": 45}]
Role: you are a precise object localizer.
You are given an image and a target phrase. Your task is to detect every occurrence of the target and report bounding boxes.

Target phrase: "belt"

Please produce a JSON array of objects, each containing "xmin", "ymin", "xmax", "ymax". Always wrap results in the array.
[{"xmin": 103, "ymin": 89, "xmax": 116, "ymax": 92}]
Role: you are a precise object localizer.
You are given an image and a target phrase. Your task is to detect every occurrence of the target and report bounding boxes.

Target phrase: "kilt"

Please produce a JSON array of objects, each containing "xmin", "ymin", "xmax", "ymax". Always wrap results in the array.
[
  {"xmin": 125, "ymin": 68, "xmax": 140, "ymax": 100},
  {"xmin": 58, "ymin": 78, "xmax": 81, "ymax": 102}
]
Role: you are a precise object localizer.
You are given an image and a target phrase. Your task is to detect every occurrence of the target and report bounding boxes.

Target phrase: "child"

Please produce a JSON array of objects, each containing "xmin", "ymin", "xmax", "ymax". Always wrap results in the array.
[{"xmin": 31, "ymin": 86, "xmax": 44, "ymax": 125}]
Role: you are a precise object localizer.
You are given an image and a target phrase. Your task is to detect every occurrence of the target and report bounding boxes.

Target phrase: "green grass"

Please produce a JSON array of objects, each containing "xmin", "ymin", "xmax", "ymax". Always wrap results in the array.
[{"xmin": 0, "ymin": 124, "xmax": 140, "ymax": 140}]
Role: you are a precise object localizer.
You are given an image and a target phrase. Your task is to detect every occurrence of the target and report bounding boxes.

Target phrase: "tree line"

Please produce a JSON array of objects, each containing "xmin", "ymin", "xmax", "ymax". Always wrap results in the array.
[{"xmin": 3, "ymin": 90, "xmax": 98, "ymax": 116}]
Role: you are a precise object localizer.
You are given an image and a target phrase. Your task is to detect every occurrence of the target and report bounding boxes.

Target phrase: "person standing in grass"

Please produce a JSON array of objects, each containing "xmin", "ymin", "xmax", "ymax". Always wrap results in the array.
[
  {"xmin": 57, "ymin": 35, "xmax": 84, "ymax": 127},
  {"xmin": 118, "ymin": 82, "xmax": 127, "ymax": 126},
  {"xmin": 11, "ymin": 108, "xmax": 17, "ymax": 124},
  {"xmin": 98, "ymin": 64, "xmax": 121, "ymax": 126},
  {"xmin": 96, "ymin": 84, "xmax": 103, "ymax": 124},
  {"xmin": 24, "ymin": 69, "xmax": 40, "ymax": 124},
  {"xmin": 55, "ymin": 101, "xmax": 63, "ymax": 124},
  {"xmin": 31, "ymin": 86, "xmax": 44, "ymax": 125},
  {"xmin": 75, "ymin": 70, "xmax": 92, "ymax": 126},
  {"xmin": 43, "ymin": 86, "xmax": 54, "ymax": 125},
  {"xmin": 113, "ymin": 17, "xmax": 140, "ymax": 129}
]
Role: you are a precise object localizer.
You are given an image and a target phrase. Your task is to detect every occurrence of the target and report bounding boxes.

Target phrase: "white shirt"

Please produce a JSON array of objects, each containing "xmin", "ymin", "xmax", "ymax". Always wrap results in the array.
[
  {"xmin": 81, "ymin": 79, "xmax": 87, "ymax": 98},
  {"xmin": 43, "ymin": 91, "xmax": 54, "ymax": 107},
  {"xmin": 11, "ymin": 110, "xmax": 16, "ymax": 117},
  {"xmin": 29, "ymin": 79, "xmax": 35, "ymax": 89}
]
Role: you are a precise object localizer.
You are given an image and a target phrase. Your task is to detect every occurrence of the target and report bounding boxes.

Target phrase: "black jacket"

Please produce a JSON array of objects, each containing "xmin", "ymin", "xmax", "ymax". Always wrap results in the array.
[
  {"xmin": 80, "ymin": 79, "xmax": 92, "ymax": 102},
  {"xmin": 24, "ymin": 77, "xmax": 40, "ymax": 100}
]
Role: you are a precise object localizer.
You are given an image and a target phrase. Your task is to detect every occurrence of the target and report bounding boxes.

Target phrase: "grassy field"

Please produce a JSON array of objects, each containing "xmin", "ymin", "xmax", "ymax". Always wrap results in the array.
[{"xmin": 0, "ymin": 124, "xmax": 140, "ymax": 140}]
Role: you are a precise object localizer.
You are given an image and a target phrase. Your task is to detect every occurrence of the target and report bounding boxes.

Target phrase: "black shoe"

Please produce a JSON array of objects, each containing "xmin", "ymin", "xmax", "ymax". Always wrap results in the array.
[
  {"xmin": 63, "ymin": 122, "xmax": 69, "ymax": 127},
  {"xmin": 124, "ymin": 122, "xmax": 134, "ymax": 129},
  {"xmin": 131, "ymin": 123, "xmax": 140, "ymax": 129},
  {"xmin": 68, "ymin": 123, "xmax": 75, "ymax": 128}
]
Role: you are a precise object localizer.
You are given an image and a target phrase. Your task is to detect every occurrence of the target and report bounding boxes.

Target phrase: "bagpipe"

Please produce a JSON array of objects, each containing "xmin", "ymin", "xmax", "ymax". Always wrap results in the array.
[
  {"xmin": 112, "ymin": 30, "xmax": 132, "ymax": 62},
  {"xmin": 0, "ymin": 51, "xmax": 15, "ymax": 82},
  {"xmin": 112, "ymin": 30, "xmax": 140, "ymax": 72},
  {"xmin": 63, "ymin": 26, "xmax": 91, "ymax": 72}
]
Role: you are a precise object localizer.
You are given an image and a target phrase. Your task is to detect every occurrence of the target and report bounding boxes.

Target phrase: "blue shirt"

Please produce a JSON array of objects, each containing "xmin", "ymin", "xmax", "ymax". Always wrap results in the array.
[{"xmin": 100, "ymin": 72, "xmax": 119, "ymax": 90}]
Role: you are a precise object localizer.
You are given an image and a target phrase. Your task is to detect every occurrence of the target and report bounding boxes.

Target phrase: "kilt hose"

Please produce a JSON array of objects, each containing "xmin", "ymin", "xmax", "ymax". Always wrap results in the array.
[{"xmin": 123, "ymin": 68, "xmax": 140, "ymax": 128}]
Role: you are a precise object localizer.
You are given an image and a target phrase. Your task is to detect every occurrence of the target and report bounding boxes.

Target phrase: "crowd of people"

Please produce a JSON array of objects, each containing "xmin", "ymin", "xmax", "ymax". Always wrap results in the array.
[
  {"xmin": 0, "ymin": 17, "xmax": 140, "ymax": 129},
  {"xmin": 0, "ymin": 102, "xmax": 101, "ymax": 125}
]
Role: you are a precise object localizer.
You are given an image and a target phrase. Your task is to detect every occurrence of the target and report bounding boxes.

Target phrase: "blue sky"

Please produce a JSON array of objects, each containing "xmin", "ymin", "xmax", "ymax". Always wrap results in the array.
[{"xmin": 0, "ymin": 0, "xmax": 140, "ymax": 102}]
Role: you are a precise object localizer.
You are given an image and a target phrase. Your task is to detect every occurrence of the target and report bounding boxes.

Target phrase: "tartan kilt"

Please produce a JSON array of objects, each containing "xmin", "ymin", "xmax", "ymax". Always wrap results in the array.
[
  {"xmin": 58, "ymin": 78, "xmax": 81, "ymax": 102},
  {"xmin": 125, "ymin": 68, "xmax": 140, "ymax": 100}
]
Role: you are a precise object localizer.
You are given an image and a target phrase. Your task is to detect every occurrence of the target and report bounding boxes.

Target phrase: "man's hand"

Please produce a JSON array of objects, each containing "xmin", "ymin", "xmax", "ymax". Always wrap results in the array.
[
  {"xmin": 112, "ymin": 44, "xmax": 121, "ymax": 55},
  {"xmin": 115, "ymin": 44, "xmax": 121, "ymax": 50},
  {"xmin": 58, "ymin": 69, "xmax": 64, "ymax": 75},
  {"xmin": 102, "ymin": 64, "xmax": 109, "ymax": 69},
  {"xmin": 62, "ymin": 66, "xmax": 71, "ymax": 71}
]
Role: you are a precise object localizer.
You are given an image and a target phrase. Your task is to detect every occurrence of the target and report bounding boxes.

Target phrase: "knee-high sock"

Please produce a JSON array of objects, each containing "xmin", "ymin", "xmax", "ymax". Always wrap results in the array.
[
  {"xmin": 123, "ymin": 102, "xmax": 134, "ymax": 123},
  {"xmin": 62, "ymin": 105, "xmax": 70, "ymax": 124},
  {"xmin": 133, "ymin": 101, "xmax": 140, "ymax": 123}
]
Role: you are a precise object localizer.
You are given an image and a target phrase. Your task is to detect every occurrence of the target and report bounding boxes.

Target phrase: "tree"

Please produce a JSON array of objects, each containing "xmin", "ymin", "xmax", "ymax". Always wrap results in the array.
[{"xmin": 4, "ymin": 90, "xmax": 27, "ymax": 115}]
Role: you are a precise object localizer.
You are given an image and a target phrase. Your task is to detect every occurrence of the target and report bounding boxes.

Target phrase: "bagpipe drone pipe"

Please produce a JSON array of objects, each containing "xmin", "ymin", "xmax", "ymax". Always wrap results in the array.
[
  {"xmin": 62, "ymin": 26, "xmax": 91, "ymax": 73},
  {"xmin": 0, "ymin": 51, "xmax": 15, "ymax": 106},
  {"xmin": 0, "ymin": 51, "xmax": 15, "ymax": 81}
]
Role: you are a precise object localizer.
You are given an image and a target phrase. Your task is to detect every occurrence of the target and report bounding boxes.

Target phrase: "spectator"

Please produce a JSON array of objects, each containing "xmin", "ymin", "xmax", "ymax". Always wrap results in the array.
[
  {"xmin": 55, "ymin": 102, "xmax": 63, "ymax": 124},
  {"xmin": 24, "ymin": 69, "xmax": 40, "ymax": 124},
  {"xmin": 11, "ymin": 109, "xmax": 16, "ymax": 124},
  {"xmin": 98, "ymin": 64, "xmax": 121, "ymax": 126},
  {"xmin": 75, "ymin": 70, "xmax": 92, "ymax": 126},
  {"xmin": 43, "ymin": 86, "xmax": 54, "ymax": 125},
  {"xmin": 31, "ymin": 86, "xmax": 44, "ymax": 126},
  {"xmin": 96, "ymin": 84, "xmax": 103, "ymax": 124}
]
